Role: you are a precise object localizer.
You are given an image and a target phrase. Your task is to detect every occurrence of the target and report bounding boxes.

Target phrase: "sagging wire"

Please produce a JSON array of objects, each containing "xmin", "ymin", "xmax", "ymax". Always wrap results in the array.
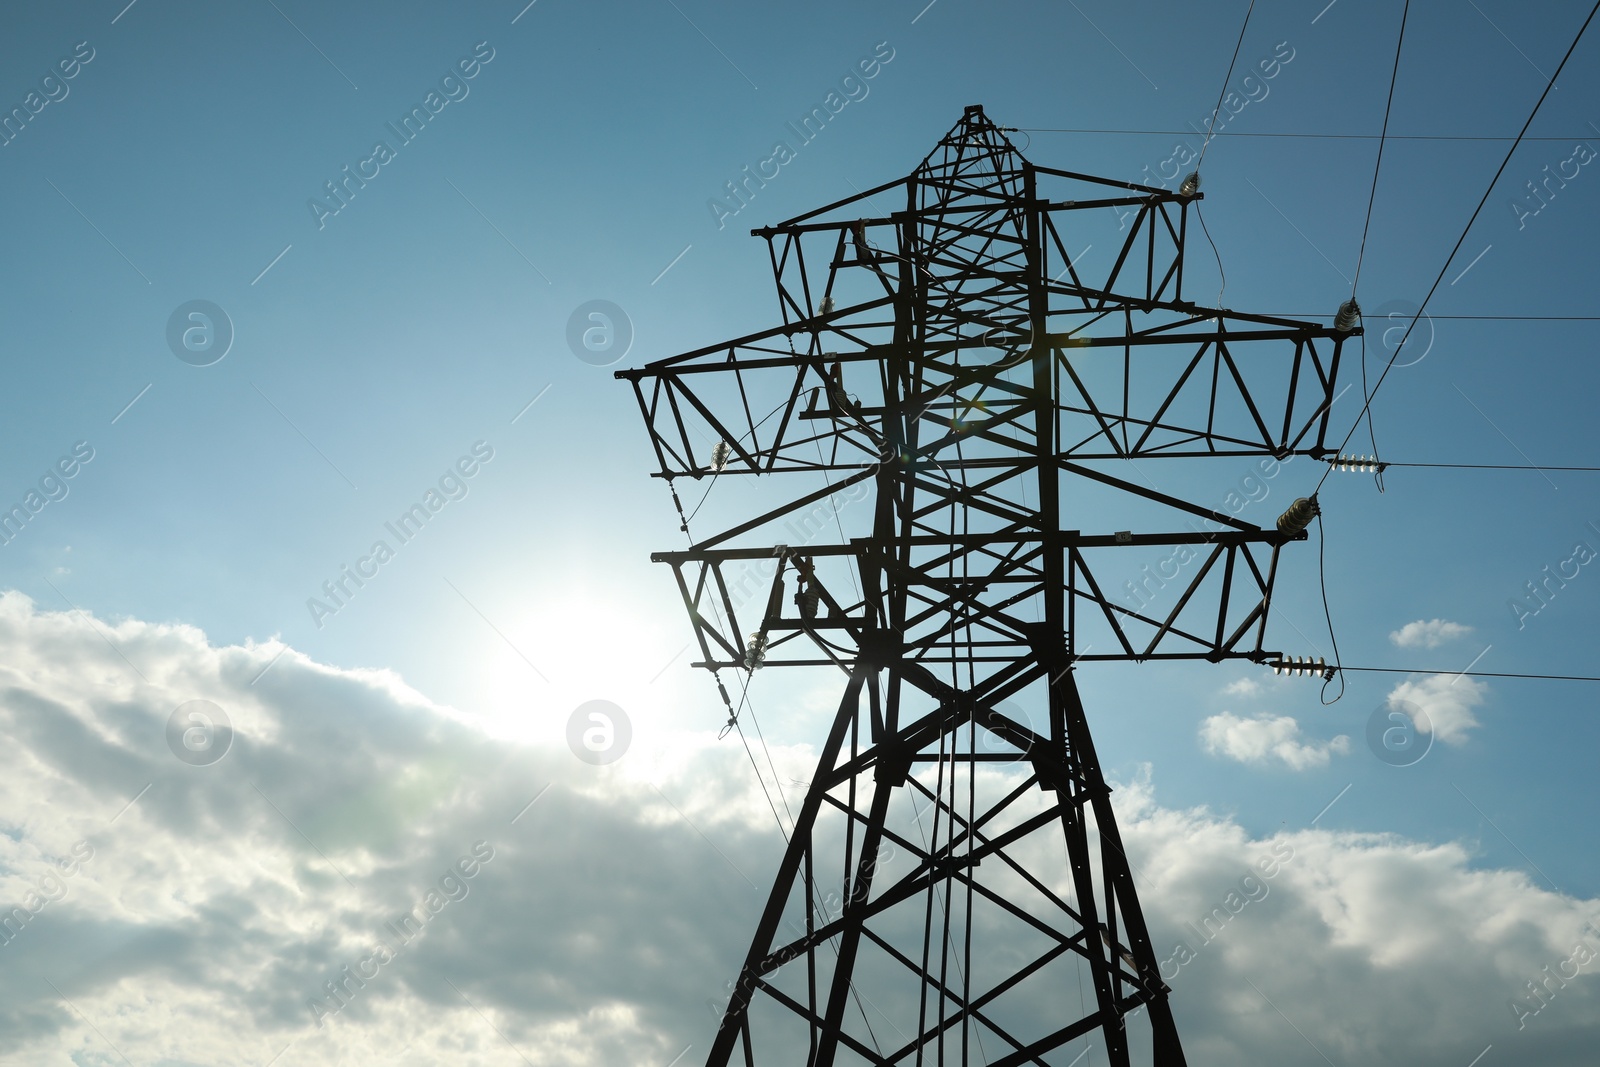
[
  {"xmin": 736, "ymin": 682, "xmax": 796, "ymax": 833},
  {"xmin": 681, "ymin": 393, "xmax": 799, "ymax": 528},
  {"xmin": 1195, "ymin": 203, "xmax": 1227, "ymax": 309},
  {"xmin": 703, "ymin": 631, "xmax": 791, "ymax": 844},
  {"xmin": 1315, "ymin": 509, "xmax": 1346, "ymax": 705},
  {"xmin": 673, "ymin": 485, "xmax": 789, "ymax": 835},
  {"xmin": 1358, "ymin": 332, "xmax": 1386, "ymax": 493}
]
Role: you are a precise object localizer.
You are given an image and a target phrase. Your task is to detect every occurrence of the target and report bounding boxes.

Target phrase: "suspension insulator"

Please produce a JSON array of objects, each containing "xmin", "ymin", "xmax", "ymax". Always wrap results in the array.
[
  {"xmin": 1178, "ymin": 171, "xmax": 1201, "ymax": 197},
  {"xmin": 793, "ymin": 556, "xmax": 819, "ymax": 619},
  {"xmin": 1268, "ymin": 655, "xmax": 1334, "ymax": 680},
  {"xmin": 819, "ymin": 295, "xmax": 835, "ymax": 316},
  {"xmin": 710, "ymin": 440, "xmax": 730, "ymax": 472},
  {"xmin": 1276, "ymin": 496, "xmax": 1320, "ymax": 535},
  {"xmin": 1328, "ymin": 454, "xmax": 1387, "ymax": 473},
  {"xmin": 744, "ymin": 633, "xmax": 768, "ymax": 671},
  {"xmin": 1334, "ymin": 299, "xmax": 1361, "ymax": 332}
]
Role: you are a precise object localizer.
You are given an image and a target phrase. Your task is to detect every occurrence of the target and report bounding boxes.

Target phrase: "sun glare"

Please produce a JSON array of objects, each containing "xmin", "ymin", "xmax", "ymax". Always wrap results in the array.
[{"xmin": 469, "ymin": 583, "xmax": 680, "ymax": 746}]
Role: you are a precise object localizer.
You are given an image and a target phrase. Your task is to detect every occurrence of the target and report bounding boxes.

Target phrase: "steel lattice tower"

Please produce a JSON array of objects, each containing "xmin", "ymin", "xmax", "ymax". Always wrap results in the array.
[{"xmin": 618, "ymin": 106, "xmax": 1355, "ymax": 1067}]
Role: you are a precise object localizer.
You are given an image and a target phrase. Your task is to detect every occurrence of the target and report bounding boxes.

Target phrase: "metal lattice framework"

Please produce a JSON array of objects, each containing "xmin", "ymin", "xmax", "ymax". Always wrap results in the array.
[{"xmin": 618, "ymin": 105, "xmax": 1356, "ymax": 1067}]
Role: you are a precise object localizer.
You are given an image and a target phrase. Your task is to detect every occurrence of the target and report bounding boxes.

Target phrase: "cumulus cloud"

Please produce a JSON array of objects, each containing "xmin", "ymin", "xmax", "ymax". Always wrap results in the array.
[
  {"xmin": 0, "ymin": 592, "xmax": 1593, "ymax": 1066},
  {"xmin": 1390, "ymin": 618, "xmax": 1473, "ymax": 649},
  {"xmin": 1115, "ymin": 774, "xmax": 1600, "ymax": 1065},
  {"xmin": 1386, "ymin": 672, "xmax": 1488, "ymax": 745},
  {"xmin": 1200, "ymin": 712, "xmax": 1352, "ymax": 770},
  {"xmin": 0, "ymin": 590, "xmax": 764, "ymax": 1066},
  {"xmin": 1222, "ymin": 676, "xmax": 1262, "ymax": 698}
]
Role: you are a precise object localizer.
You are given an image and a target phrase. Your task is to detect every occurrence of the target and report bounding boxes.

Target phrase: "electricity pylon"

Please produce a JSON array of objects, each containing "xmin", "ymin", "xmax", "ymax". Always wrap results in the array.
[{"xmin": 618, "ymin": 105, "xmax": 1354, "ymax": 1067}]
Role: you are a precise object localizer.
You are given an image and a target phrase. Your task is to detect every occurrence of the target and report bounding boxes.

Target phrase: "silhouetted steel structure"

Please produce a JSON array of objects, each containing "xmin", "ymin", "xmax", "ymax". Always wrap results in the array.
[{"xmin": 618, "ymin": 106, "xmax": 1355, "ymax": 1067}]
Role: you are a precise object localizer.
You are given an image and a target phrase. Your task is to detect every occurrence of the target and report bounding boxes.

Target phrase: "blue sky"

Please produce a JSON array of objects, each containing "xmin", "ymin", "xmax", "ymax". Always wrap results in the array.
[{"xmin": 1, "ymin": 0, "xmax": 1598, "ymax": 1064}]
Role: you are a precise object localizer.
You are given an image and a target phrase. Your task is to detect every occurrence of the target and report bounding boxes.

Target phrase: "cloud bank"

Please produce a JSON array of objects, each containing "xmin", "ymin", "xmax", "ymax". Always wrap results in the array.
[{"xmin": 0, "ymin": 591, "xmax": 1593, "ymax": 1066}]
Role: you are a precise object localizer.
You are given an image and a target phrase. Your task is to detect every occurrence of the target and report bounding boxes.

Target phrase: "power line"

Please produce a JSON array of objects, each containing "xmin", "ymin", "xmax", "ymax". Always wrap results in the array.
[
  {"xmin": 1281, "ymin": 314, "xmax": 1600, "ymax": 321},
  {"xmin": 1019, "ymin": 128, "xmax": 1597, "ymax": 142},
  {"xmin": 1342, "ymin": 666, "xmax": 1600, "ymax": 683},
  {"xmin": 1198, "ymin": 0, "xmax": 1256, "ymax": 169},
  {"xmin": 1352, "ymin": 0, "xmax": 1410, "ymax": 297},
  {"xmin": 1316, "ymin": 0, "xmax": 1600, "ymax": 495},
  {"xmin": 1346, "ymin": 0, "xmax": 1411, "ymax": 491},
  {"xmin": 1378, "ymin": 462, "xmax": 1600, "ymax": 472}
]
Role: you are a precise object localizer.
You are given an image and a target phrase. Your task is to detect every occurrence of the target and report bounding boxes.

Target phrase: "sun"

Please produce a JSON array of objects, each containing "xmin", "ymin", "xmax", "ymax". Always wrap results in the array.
[{"xmin": 467, "ymin": 581, "xmax": 681, "ymax": 746}]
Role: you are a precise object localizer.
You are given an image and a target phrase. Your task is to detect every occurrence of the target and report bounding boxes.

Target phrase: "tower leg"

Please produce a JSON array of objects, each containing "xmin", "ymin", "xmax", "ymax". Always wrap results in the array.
[
  {"xmin": 704, "ymin": 652, "xmax": 1186, "ymax": 1066},
  {"xmin": 1054, "ymin": 666, "xmax": 1187, "ymax": 1066},
  {"xmin": 705, "ymin": 662, "xmax": 873, "ymax": 1067}
]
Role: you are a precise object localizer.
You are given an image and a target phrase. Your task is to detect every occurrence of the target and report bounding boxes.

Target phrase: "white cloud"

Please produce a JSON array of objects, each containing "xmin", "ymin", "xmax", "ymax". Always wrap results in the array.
[
  {"xmin": 1223, "ymin": 676, "xmax": 1262, "ymax": 698},
  {"xmin": 1200, "ymin": 711, "xmax": 1352, "ymax": 770},
  {"xmin": 1390, "ymin": 618, "xmax": 1473, "ymax": 649},
  {"xmin": 0, "ymin": 592, "xmax": 1594, "ymax": 1066},
  {"xmin": 1387, "ymin": 673, "xmax": 1487, "ymax": 745},
  {"xmin": 1115, "ymin": 775, "xmax": 1600, "ymax": 1064}
]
